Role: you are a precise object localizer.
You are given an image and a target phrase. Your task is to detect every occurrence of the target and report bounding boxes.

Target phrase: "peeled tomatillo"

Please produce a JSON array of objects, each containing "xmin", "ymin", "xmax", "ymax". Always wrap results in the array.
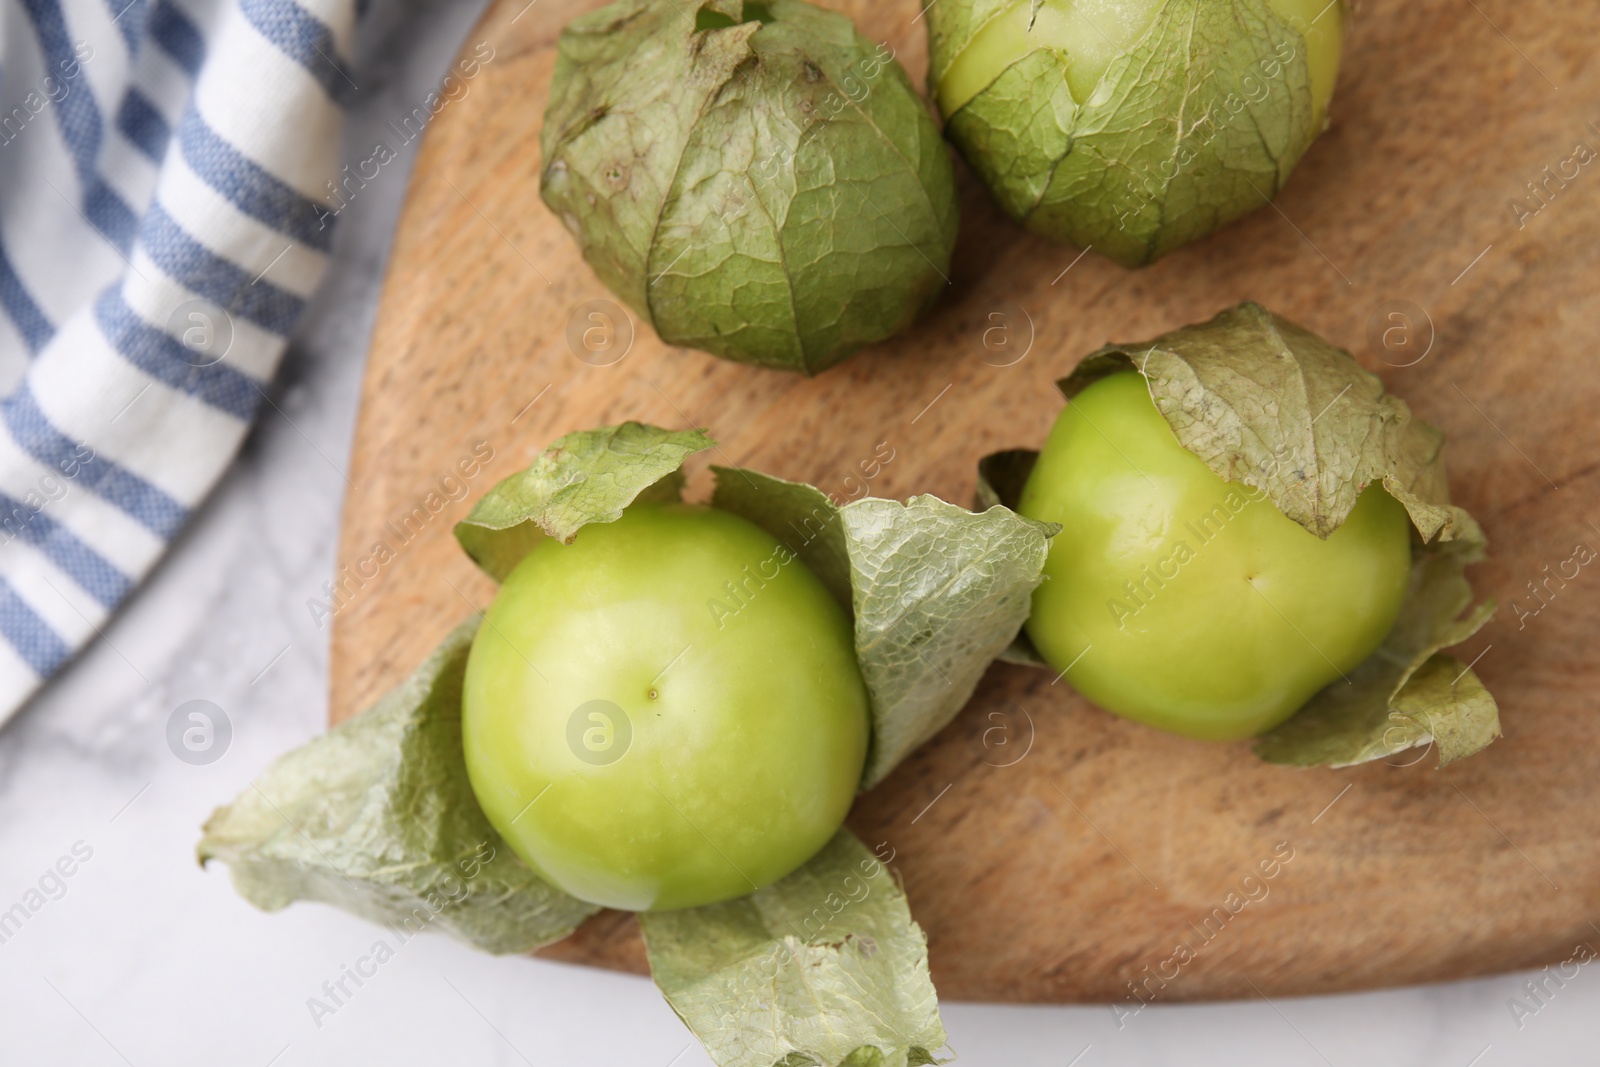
[
  {"xmin": 1018, "ymin": 372, "xmax": 1412, "ymax": 740},
  {"xmin": 462, "ymin": 502, "xmax": 869, "ymax": 912}
]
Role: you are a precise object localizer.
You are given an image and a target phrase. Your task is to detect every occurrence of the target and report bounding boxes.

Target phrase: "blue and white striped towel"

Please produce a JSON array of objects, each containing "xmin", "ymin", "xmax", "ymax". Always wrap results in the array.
[{"xmin": 0, "ymin": 0, "xmax": 355, "ymax": 722}]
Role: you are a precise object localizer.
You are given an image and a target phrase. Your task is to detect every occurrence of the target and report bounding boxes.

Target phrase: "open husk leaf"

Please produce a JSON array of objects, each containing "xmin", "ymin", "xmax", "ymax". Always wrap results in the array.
[
  {"xmin": 711, "ymin": 467, "xmax": 1055, "ymax": 787},
  {"xmin": 641, "ymin": 831, "xmax": 947, "ymax": 1067},
  {"xmin": 197, "ymin": 619, "xmax": 600, "ymax": 953}
]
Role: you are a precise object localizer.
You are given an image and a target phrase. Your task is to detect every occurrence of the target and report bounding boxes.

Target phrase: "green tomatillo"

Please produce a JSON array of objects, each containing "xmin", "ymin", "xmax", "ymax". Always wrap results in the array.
[
  {"xmin": 542, "ymin": 0, "xmax": 959, "ymax": 374},
  {"xmin": 927, "ymin": 0, "xmax": 1345, "ymax": 266},
  {"xmin": 461, "ymin": 501, "xmax": 870, "ymax": 912},
  {"xmin": 1018, "ymin": 370, "xmax": 1411, "ymax": 740},
  {"xmin": 978, "ymin": 303, "xmax": 1501, "ymax": 766},
  {"xmin": 198, "ymin": 420, "xmax": 1060, "ymax": 1067}
]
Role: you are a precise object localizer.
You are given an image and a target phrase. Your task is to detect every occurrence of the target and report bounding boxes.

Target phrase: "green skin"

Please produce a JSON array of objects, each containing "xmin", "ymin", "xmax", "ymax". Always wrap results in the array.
[
  {"xmin": 462, "ymin": 502, "xmax": 869, "ymax": 912},
  {"xmin": 1018, "ymin": 372, "xmax": 1412, "ymax": 741},
  {"xmin": 938, "ymin": 0, "xmax": 1343, "ymax": 128}
]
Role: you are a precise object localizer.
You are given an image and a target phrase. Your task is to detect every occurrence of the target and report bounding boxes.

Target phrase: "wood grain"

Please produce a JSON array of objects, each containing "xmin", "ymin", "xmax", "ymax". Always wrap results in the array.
[{"xmin": 329, "ymin": 0, "xmax": 1600, "ymax": 1002}]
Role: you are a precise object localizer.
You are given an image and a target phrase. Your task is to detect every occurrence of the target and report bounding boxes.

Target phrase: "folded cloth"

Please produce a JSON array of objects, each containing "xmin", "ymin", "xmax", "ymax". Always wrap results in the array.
[{"xmin": 0, "ymin": 0, "xmax": 354, "ymax": 723}]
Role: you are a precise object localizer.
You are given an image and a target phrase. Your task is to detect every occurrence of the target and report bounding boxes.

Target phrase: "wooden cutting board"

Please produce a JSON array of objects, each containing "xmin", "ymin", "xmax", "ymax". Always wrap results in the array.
[{"xmin": 329, "ymin": 0, "xmax": 1600, "ymax": 1002}]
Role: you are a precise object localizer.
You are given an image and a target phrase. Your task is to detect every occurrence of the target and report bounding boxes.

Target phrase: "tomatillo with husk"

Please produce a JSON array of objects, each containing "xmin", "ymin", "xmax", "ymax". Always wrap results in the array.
[
  {"xmin": 927, "ymin": 0, "xmax": 1345, "ymax": 267},
  {"xmin": 978, "ymin": 303, "xmax": 1502, "ymax": 767},
  {"xmin": 1018, "ymin": 370, "xmax": 1412, "ymax": 740},
  {"xmin": 542, "ymin": 0, "xmax": 959, "ymax": 374}
]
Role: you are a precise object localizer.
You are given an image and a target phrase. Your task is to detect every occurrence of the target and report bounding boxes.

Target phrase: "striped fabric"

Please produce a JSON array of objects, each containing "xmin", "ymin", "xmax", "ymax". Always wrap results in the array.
[{"xmin": 0, "ymin": 0, "xmax": 354, "ymax": 722}]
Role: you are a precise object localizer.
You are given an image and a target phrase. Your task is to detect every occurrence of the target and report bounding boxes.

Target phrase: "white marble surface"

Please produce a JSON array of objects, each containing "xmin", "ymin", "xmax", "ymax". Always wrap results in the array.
[{"xmin": 0, "ymin": 4, "xmax": 1593, "ymax": 1064}]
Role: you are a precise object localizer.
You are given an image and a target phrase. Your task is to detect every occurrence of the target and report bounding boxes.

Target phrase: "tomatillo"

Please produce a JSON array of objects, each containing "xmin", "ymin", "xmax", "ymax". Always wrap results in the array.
[
  {"xmin": 542, "ymin": 0, "xmax": 959, "ymax": 373},
  {"xmin": 928, "ymin": 0, "xmax": 1345, "ymax": 266},
  {"xmin": 462, "ymin": 502, "xmax": 869, "ymax": 911},
  {"xmin": 1018, "ymin": 371, "xmax": 1412, "ymax": 740}
]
